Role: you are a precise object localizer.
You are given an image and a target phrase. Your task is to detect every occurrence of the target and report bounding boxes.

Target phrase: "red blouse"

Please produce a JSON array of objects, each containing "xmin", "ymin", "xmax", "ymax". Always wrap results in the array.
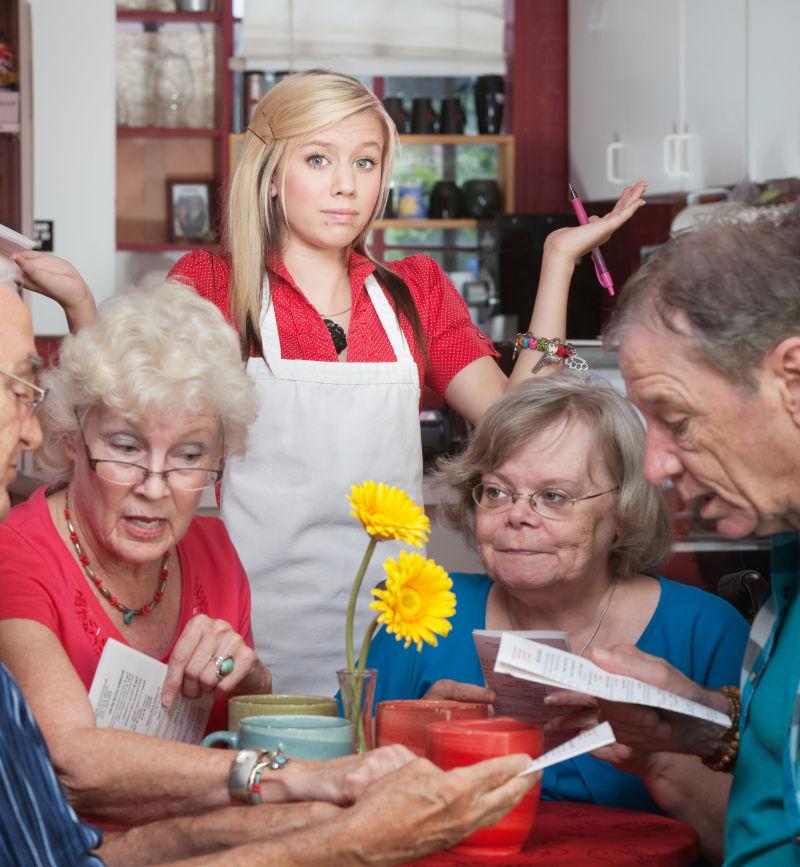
[{"xmin": 168, "ymin": 250, "xmax": 497, "ymax": 398}]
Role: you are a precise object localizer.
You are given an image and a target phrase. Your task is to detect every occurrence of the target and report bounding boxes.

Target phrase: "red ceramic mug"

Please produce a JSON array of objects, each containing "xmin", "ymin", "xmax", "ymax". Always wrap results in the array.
[
  {"xmin": 375, "ymin": 699, "xmax": 489, "ymax": 756},
  {"xmin": 426, "ymin": 717, "xmax": 543, "ymax": 856}
]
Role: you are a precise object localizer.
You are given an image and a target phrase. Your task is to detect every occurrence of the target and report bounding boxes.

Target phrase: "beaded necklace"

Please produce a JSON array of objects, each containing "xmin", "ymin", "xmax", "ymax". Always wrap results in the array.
[{"xmin": 64, "ymin": 491, "xmax": 170, "ymax": 626}]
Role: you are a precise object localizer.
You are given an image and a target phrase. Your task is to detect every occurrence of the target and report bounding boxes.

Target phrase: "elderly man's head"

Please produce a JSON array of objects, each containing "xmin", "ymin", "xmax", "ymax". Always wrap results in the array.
[
  {"xmin": 605, "ymin": 209, "xmax": 800, "ymax": 539},
  {"xmin": 0, "ymin": 259, "xmax": 44, "ymax": 519}
]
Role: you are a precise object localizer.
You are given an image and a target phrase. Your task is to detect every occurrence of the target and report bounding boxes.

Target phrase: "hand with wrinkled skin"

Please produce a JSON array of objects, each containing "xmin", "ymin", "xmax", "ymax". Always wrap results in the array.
[
  {"xmin": 423, "ymin": 678, "xmax": 496, "ymax": 705},
  {"xmin": 338, "ymin": 753, "xmax": 539, "ymax": 865},
  {"xmin": 542, "ymin": 645, "xmax": 730, "ymax": 756},
  {"xmin": 261, "ymin": 744, "xmax": 417, "ymax": 806},
  {"xmin": 9, "ymin": 251, "xmax": 96, "ymax": 330},
  {"xmin": 161, "ymin": 614, "xmax": 271, "ymax": 707}
]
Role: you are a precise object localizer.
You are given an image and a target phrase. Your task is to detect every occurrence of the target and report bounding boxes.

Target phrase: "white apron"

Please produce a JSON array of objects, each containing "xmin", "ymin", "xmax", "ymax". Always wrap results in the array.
[{"xmin": 221, "ymin": 274, "xmax": 423, "ymax": 695}]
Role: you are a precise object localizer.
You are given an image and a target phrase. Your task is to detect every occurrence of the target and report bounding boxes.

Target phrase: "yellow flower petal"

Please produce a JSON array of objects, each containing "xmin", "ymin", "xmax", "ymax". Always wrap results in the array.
[
  {"xmin": 348, "ymin": 481, "xmax": 430, "ymax": 547},
  {"xmin": 370, "ymin": 551, "xmax": 456, "ymax": 651}
]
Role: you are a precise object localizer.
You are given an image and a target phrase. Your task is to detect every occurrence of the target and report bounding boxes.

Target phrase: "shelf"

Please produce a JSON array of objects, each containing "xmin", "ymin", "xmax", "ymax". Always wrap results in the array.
[
  {"xmin": 373, "ymin": 219, "xmax": 484, "ymax": 230},
  {"xmin": 116, "ymin": 241, "xmax": 222, "ymax": 253},
  {"xmin": 116, "ymin": 10, "xmax": 221, "ymax": 24},
  {"xmin": 397, "ymin": 134, "xmax": 514, "ymax": 146},
  {"xmin": 118, "ymin": 126, "xmax": 224, "ymax": 138}
]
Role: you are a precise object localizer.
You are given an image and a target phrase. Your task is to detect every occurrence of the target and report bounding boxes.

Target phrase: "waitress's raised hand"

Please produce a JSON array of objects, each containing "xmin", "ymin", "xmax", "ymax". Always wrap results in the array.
[
  {"xmin": 161, "ymin": 613, "xmax": 272, "ymax": 707},
  {"xmin": 543, "ymin": 180, "xmax": 647, "ymax": 267},
  {"xmin": 10, "ymin": 250, "xmax": 97, "ymax": 331}
]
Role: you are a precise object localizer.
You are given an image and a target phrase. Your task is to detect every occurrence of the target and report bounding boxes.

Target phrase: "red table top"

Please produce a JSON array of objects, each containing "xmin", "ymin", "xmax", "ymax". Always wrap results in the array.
[{"xmin": 406, "ymin": 801, "xmax": 700, "ymax": 866}]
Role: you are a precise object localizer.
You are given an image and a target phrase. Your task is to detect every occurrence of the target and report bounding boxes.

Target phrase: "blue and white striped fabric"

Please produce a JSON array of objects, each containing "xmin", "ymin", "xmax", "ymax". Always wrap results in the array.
[{"xmin": 0, "ymin": 663, "xmax": 104, "ymax": 866}]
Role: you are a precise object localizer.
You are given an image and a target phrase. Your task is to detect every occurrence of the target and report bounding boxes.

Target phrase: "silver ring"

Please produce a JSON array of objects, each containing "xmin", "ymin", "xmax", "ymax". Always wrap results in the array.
[{"xmin": 212, "ymin": 653, "xmax": 235, "ymax": 680}]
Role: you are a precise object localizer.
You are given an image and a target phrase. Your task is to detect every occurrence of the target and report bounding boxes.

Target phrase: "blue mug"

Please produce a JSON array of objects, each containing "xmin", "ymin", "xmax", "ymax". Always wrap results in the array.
[{"xmin": 201, "ymin": 714, "xmax": 354, "ymax": 760}]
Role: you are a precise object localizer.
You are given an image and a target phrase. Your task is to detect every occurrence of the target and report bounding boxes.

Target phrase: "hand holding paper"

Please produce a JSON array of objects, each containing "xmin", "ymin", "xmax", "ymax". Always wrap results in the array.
[
  {"xmin": 495, "ymin": 634, "xmax": 732, "ymax": 759},
  {"xmin": 519, "ymin": 722, "xmax": 616, "ymax": 776}
]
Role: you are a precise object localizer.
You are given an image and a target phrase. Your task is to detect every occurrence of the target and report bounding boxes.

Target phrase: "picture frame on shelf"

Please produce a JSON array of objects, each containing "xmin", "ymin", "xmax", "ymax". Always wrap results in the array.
[{"xmin": 167, "ymin": 178, "xmax": 215, "ymax": 243}]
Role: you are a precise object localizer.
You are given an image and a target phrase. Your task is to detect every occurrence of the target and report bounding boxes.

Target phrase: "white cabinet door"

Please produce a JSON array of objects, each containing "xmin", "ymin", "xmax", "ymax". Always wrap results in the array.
[
  {"xmin": 747, "ymin": 0, "xmax": 800, "ymax": 182},
  {"xmin": 683, "ymin": 0, "xmax": 747, "ymax": 189},
  {"xmin": 569, "ymin": 0, "xmax": 681, "ymax": 199},
  {"xmin": 570, "ymin": 0, "xmax": 750, "ymax": 199}
]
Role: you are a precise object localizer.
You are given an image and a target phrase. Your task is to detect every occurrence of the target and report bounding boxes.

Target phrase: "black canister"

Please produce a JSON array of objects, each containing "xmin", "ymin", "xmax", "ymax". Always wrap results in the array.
[
  {"xmin": 474, "ymin": 75, "xmax": 505, "ymax": 134},
  {"xmin": 439, "ymin": 97, "xmax": 465, "ymax": 134},
  {"xmin": 462, "ymin": 179, "xmax": 502, "ymax": 219},
  {"xmin": 428, "ymin": 181, "xmax": 463, "ymax": 219},
  {"xmin": 382, "ymin": 97, "xmax": 409, "ymax": 134},
  {"xmin": 411, "ymin": 97, "xmax": 438, "ymax": 134}
]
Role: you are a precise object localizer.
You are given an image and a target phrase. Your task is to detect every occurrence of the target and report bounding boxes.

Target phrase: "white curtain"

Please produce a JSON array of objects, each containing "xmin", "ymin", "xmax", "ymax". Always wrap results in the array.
[{"xmin": 235, "ymin": 0, "xmax": 505, "ymax": 76}]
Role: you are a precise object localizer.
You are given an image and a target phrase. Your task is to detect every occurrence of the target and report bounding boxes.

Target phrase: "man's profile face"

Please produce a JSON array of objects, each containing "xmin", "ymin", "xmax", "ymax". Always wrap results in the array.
[
  {"xmin": 619, "ymin": 321, "xmax": 794, "ymax": 539},
  {"xmin": 0, "ymin": 284, "xmax": 43, "ymax": 520}
]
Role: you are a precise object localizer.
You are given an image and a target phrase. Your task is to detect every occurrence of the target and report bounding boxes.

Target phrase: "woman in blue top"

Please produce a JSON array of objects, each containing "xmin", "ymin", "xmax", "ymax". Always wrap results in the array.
[{"xmin": 367, "ymin": 374, "xmax": 748, "ymax": 863}]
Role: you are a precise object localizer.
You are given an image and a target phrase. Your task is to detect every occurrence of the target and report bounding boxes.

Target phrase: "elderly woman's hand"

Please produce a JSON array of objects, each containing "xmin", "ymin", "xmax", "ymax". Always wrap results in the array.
[
  {"xmin": 542, "ymin": 689, "xmax": 601, "ymax": 735},
  {"xmin": 423, "ymin": 679, "xmax": 496, "ymax": 705},
  {"xmin": 268, "ymin": 744, "xmax": 416, "ymax": 806},
  {"xmin": 161, "ymin": 614, "xmax": 271, "ymax": 707},
  {"xmin": 10, "ymin": 251, "xmax": 96, "ymax": 330}
]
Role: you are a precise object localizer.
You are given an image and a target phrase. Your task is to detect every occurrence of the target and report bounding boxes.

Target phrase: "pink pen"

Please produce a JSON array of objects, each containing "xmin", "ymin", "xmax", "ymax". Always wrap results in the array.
[{"xmin": 568, "ymin": 183, "xmax": 615, "ymax": 296}]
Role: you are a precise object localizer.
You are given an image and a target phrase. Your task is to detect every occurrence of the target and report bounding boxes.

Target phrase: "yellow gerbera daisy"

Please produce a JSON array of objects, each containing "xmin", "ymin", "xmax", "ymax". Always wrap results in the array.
[
  {"xmin": 348, "ymin": 481, "xmax": 430, "ymax": 547},
  {"xmin": 370, "ymin": 551, "xmax": 456, "ymax": 651}
]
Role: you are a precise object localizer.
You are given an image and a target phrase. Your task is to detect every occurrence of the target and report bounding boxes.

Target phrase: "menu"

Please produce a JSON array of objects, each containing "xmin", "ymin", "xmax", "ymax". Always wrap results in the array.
[
  {"xmin": 88, "ymin": 638, "xmax": 213, "ymax": 744},
  {"xmin": 519, "ymin": 721, "xmax": 617, "ymax": 777},
  {"xmin": 0, "ymin": 222, "xmax": 34, "ymax": 257},
  {"xmin": 473, "ymin": 629, "xmax": 574, "ymax": 749},
  {"xmin": 494, "ymin": 633, "xmax": 731, "ymax": 727}
]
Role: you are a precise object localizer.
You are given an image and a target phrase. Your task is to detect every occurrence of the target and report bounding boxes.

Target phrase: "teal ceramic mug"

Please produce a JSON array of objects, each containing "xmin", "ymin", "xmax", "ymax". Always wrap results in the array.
[{"xmin": 202, "ymin": 714, "xmax": 354, "ymax": 760}]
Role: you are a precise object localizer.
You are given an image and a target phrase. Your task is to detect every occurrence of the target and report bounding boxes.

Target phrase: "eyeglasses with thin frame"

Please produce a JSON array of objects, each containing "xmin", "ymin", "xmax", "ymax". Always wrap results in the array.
[
  {"xmin": 75, "ymin": 412, "xmax": 223, "ymax": 492},
  {"xmin": 472, "ymin": 482, "xmax": 618, "ymax": 521},
  {"xmin": 0, "ymin": 367, "xmax": 47, "ymax": 416}
]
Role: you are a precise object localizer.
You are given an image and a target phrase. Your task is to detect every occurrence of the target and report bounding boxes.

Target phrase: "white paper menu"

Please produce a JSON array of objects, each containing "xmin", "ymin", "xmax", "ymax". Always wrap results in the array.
[
  {"xmin": 494, "ymin": 633, "xmax": 731, "ymax": 727},
  {"xmin": 88, "ymin": 638, "xmax": 213, "ymax": 744},
  {"xmin": 519, "ymin": 722, "xmax": 617, "ymax": 777},
  {"xmin": 0, "ymin": 223, "xmax": 35, "ymax": 257},
  {"xmin": 473, "ymin": 629, "xmax": 574, "ymax": 749}
]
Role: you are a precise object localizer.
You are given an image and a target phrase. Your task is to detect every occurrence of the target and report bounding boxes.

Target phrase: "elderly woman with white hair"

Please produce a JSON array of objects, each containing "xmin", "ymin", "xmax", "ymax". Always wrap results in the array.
[
  {"xmin": 366, "ymin": 374, "xmax": 749, "ymax": 861},
  {"xmin": 0, "ymin": 279, "xmax": 416, "ymax": 829}
]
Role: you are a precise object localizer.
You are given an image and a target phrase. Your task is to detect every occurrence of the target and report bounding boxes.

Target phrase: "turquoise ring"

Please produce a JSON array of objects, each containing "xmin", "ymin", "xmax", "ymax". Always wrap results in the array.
[{"xmin": 212, "ymin": 653, "xmax": 235, "ymax": 679}]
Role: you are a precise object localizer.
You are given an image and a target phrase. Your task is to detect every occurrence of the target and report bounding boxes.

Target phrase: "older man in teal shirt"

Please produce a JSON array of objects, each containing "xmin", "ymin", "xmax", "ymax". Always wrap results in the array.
[{"xmin": 593, "ymin": 208, "xmax": 800, "ymax": 866}]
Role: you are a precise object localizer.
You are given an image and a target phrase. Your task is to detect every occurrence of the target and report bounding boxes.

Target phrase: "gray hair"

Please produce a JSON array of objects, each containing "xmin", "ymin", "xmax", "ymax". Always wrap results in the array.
[
  {"xmin": 604, "ymin": 205, "xmax": 800, "ymax": 392},
  {"xmin": 0, "ymin": 257, "xmax": 21, "ymax": 287},
  {"xmin": 38, "ymin": 279, "xmax": 257, "ymax": 479},
  {"xmin": 434, "ymin": 374, "xmax": 672, "ymax": 580}
]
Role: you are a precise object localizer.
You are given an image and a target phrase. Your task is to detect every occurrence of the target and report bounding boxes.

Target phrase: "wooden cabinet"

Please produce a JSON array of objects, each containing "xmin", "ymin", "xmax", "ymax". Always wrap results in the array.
[{"xmin": 115, "ymin": 2, "xmax": 234, "ymax": 251}]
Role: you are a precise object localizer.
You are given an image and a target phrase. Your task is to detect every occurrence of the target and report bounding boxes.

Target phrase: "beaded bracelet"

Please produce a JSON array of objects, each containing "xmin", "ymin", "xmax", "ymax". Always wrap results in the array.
[
  {"xmin": 701, "ymin": 685, "xmax": 741, "ymax": 773},
  {"xmin": 513, "ymin": 333, "xmax": 589, "ymax": 372},
  {"xmin": 248, "ymin": 747, "xmax": 290, "ymax": 805}
]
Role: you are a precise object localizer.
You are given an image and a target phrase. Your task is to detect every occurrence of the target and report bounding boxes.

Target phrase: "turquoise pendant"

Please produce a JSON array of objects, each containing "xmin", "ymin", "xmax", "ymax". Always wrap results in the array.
[{"xmin": 123, "ymin": 610, "xmax": 135, "ymax": 626}]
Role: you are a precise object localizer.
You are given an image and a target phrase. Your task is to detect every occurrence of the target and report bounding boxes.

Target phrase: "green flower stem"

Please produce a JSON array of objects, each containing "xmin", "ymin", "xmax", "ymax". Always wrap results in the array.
[
  {"xmin": 344, "ymin": 537, "xmax": 377, "ymax": 752},
  {"xmin": 356, "ymin": 618, "xmax": 379, "ymax": 680},
  {"xmin": 345, "ymin": 537, "xmax": 377, "ymax": 674},
  {"xmin": 351, "ymin": 617, "xmax": 380, "ymax": 752}
]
